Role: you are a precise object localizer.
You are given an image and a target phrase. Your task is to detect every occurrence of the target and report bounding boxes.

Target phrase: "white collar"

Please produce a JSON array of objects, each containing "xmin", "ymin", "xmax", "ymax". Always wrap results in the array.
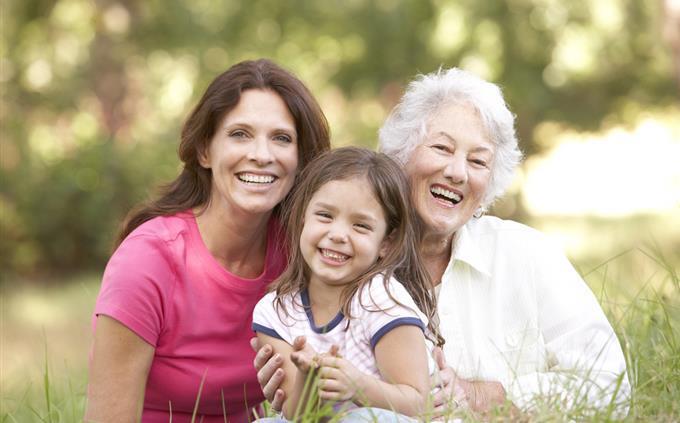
[{"xmin": 448, "ymin": 219, "xmax": 492, "ymax": 278}]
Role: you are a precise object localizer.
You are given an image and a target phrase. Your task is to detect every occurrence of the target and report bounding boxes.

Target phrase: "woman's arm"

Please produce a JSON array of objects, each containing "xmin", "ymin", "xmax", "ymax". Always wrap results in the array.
[
  {"xmin": 318, "ymin": 325, "xmax": 430, "ymax": 417},
  {"xmin": 85, "ymin": 315, "xmax": 155, "ymax": 422},
  {"xmin": 256, "ymin": 334, "xmax": 320, "ymax": 420}
]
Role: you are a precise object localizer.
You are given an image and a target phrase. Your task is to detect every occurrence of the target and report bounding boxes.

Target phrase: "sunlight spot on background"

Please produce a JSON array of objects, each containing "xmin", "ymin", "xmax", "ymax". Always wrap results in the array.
[
  {"xmin": 460, "ymin": 55, "xmax": 493, "ymax": 81},
  {"xmin": 102, "ymin": 3, "xmax": 130, "ymax": 35},
  {"xmin": 71, "ymin": 111, "xmax": 99, "ymax": 141},
  {"xmin": 552, "ymin": 24, "xmax": 599, "ymax": 76},
  {"xmin": 523, "ymin": 116, "xmax": 680, "ymax": 217},
  {"xmin": 473, "ymin": 20, "xmax": 502, "ymax": 80},
  {"xmin": 159, "ymin": 68, "xmax": 196, "ymax": 119},
  {"xmin": 590, "ymin": 0, "xmax": 624, "ymax": 34},
  {"xmin": 316, "ymin": 36, "xmax": 342, "ymax": 65},
  {"xmin": 29, "ymin": 125, "xmax": 63, "ymax": 163},
  {"xmin": 342, "ymin": 34, "xmax": 366, "ymax": 62},
  {"xmin": 51, "ymin": 0, "xmax": 95, "ymax": 29},
  {"xmin": 13, "ymin": 294, "xmax": 68, "ymax": 327},
  {"xmin": 430, "ymin": 3, "xmax": 466, "ymax": 58},
  {"xmin": 24, "ymin": 59, "xmax": 53, "ymax": 90}
]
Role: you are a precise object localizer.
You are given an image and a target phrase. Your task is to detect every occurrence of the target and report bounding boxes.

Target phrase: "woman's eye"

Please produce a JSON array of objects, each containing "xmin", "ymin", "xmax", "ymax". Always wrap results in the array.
[
  {"xmin": 431, "ymin": 144, "xmax": 451, "ymax": 153},
  {"xmin": 274, "ymin": 134, "xmax": 293, "ymax": 143},
  {"xmin": 230, "ymin": 130, "xmax": 248, "ymax": 138},
  {"xmin": 470, "ymin": 159, "xmax": 488, "ymax": 167}
]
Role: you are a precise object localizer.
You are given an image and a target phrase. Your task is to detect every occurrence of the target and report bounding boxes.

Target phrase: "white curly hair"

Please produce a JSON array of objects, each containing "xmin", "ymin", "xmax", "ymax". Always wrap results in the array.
[{"xmin": 378, "ymin": 67, "xmax": 523, "ymax": 210}]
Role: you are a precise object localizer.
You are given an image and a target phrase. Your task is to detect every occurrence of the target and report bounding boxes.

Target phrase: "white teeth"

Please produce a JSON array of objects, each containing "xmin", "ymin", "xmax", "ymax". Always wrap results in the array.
[
  {"xmin": 430, "ymin": 186, "xmax": 461, "ymax": 202},
  {"xmin": 238, "ymin": 173, "xmax": 275, "ymax": 184},
  {"xmin": 321, "ymin": 249, "xmax": 349, "ymax": 261}
]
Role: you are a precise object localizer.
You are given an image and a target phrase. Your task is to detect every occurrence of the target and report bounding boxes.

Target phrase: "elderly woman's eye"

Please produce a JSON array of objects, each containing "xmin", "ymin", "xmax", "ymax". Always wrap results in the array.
[
  {"xmin": 431, "ymin": 144, "xmax": 449, "ymax": 152},
  {"xmin": 470, "ymin": 159, "xmax": 488, "ymax": 167}
]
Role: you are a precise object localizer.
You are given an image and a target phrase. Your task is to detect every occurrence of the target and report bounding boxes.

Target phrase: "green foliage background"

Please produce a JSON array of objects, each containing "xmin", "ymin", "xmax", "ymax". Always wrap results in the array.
[{"xmin": 1, "ymin": 0, "xmax": 678, "ymax": 275}]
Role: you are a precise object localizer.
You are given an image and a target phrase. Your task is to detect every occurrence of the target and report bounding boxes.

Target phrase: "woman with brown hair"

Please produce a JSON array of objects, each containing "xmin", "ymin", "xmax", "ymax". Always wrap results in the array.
[{"xmin": 86, "ymin": 59, "xmax": 330, "ymax": 423}]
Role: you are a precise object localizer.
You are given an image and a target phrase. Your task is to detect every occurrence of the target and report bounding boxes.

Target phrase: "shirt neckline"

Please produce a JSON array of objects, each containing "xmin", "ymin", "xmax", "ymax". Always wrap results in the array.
[
  {"xmin": 300, "ymin": 289, "xmax": 345, "ymax": 334},
  {"xmin": 182, "ymin": 210, "xmax": 277, "ymax": 292}
]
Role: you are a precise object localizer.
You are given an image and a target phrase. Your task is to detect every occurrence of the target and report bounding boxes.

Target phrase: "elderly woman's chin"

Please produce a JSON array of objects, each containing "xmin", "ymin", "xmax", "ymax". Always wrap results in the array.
[{"xmin": 417, "ymin": 199, "xmax": 479, "ymax": 239}]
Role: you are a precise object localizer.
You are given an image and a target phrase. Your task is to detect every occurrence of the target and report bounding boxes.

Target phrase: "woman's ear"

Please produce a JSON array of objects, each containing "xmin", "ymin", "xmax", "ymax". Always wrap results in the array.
[
  {"xmin": 378, "ymin": 230, "xmax": 395, "ymax": 259},
  {"xmin": 197, "ymin": 144, "xmax": 211, "ymax": 169}
]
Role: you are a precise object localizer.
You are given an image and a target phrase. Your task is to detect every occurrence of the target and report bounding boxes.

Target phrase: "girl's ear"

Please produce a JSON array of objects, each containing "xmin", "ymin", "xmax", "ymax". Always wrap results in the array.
[{"xmin": 378, "ymin": 230, "xmax": 395, "ymax": 259}]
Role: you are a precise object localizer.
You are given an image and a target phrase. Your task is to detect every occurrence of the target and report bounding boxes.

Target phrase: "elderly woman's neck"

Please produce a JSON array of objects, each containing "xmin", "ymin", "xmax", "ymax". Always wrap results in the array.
[{"xmin": 421, "ymin": 232, "xmax": 454, "ymax": 285}]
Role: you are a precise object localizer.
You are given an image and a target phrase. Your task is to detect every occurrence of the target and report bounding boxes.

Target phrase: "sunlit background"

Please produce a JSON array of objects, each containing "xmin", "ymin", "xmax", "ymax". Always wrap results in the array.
[{"xmin": 1, "ymin": 0, "xmax": 679, "ymax": 419}]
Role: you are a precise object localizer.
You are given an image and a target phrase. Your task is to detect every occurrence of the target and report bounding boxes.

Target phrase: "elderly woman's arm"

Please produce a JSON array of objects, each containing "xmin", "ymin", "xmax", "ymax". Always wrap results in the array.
[{"xmin": 503, "ymin": 239, "xmax": 631, "ymax": 413}]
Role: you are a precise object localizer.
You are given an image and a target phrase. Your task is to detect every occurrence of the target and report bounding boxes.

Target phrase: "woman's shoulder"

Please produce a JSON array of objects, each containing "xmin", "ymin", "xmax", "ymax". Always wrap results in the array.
[{"xmin": 126, "ymin": 211, "xmax": 194, "ymax": 244}]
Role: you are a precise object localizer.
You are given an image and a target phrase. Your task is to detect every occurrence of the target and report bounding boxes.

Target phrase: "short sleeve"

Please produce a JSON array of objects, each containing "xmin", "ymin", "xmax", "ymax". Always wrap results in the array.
[
  {"xmin": 94, "ymin": 234, "xmax": 177, "ymax": 347},
  {"xmin": 355, "ymin": 276, "xmax": 427, "ymax": 349},
  {"xmin": 252, "ymin": 292, "xmax": 291, "ymax": 344}
]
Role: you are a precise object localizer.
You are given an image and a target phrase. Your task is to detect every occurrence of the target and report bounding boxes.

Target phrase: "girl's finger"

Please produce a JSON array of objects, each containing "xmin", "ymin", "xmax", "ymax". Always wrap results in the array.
[
  {"xmin": 318, "ymin": 390, "xmax": 340, "ymax": 401},
  {"xmin": 318, "ymin": 356, "xmax": 340, "ymax": 368},
  {"xmin": 318, "ymin": 366, "xmax": 341, "ymax": 379},
  {"xmin": 318, "ymin": 378, "xmax": 343, "ymax": 392}
]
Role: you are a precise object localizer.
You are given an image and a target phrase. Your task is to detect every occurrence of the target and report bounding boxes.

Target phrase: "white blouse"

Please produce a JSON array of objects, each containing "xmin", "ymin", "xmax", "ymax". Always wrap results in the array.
[{"xmin": 437, "ymin": 216, "xmax": 630, "ymax": 412}]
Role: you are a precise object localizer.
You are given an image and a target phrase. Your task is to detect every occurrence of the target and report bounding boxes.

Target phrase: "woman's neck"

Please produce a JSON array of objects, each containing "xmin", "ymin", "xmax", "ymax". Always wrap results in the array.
[
  {"xmin": 194, "ymin": 202, "xmax": 271, "ymax": 278},
  {"xmin": 421, "ymin": 231, "xmax": 454, "ymax": 286}
]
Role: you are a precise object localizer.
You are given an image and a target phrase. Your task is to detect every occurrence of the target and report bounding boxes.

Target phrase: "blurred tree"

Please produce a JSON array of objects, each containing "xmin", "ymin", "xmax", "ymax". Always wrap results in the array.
[{"xmin": 1, "ymin": 0, "xmax": 677, "ymax": 277}]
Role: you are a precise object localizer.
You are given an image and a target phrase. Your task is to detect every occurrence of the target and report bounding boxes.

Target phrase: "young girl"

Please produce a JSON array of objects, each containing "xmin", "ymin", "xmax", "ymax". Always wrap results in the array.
[{"xmin": 252, "ymin": 147, "xmax": 444, "ymax": 421}]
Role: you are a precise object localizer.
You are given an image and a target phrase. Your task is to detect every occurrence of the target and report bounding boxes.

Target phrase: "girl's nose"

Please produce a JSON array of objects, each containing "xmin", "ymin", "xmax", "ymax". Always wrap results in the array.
[
  {"xmin": 328, "ymin": 229, "xmax": 348, "ymax": 244},
  {"xmin": 247, "ymin": 138, "xmax": 274, "ymax": 165}
]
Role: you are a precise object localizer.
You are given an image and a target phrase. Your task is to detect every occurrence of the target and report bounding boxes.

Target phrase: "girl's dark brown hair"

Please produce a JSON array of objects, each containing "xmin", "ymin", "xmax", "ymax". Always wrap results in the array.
[
  {"xmin": 274, "ymin": 146, "xmax": 444, "ymax": 347},
  {"xmin": 115, "ymin": 59, "xmax": 331, "ymax": 246}
]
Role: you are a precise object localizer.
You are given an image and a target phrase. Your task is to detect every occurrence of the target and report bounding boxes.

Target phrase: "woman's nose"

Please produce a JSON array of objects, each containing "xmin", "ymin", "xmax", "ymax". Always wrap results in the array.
[
  {"xmin": 247, "ymin": 138, "xmax": 274, "ymax": 165},
  {"xmin": 443, "ymin": 155, "xmax": 468, "ymax": 184}
]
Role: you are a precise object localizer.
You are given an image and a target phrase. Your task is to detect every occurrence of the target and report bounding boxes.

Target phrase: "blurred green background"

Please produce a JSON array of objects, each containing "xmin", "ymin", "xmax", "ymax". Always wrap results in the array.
[{"xmin": 2, "ymin": 0, "xmax": 679, "ymax": 420}]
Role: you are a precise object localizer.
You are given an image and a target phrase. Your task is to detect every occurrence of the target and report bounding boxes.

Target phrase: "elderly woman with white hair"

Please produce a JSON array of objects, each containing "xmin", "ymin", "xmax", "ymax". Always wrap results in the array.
[{"xmin": 253, "ymin": 67, "xmax": 630, "ymax": 418}]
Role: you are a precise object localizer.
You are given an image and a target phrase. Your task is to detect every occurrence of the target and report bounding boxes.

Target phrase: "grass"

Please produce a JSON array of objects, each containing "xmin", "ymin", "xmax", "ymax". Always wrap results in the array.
[{"xmin": 1, "ymin": 216, "xmax": 679, "ymax": 421}]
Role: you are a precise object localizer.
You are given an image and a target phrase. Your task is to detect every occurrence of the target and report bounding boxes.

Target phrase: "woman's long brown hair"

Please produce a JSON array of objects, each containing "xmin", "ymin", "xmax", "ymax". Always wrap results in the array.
[
  {"xmin": 115, "ymin": 59, "xmax": 331, "ymax": 246},
  {"xmin": 273, "ymin": 147, "xmax": 444, "ymax": 347}
]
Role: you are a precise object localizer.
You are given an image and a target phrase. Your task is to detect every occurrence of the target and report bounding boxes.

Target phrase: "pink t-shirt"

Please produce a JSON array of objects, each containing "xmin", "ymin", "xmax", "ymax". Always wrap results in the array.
[{"xmin": 93, "ymin": 211, "xmax": 286, "ymax": 422}]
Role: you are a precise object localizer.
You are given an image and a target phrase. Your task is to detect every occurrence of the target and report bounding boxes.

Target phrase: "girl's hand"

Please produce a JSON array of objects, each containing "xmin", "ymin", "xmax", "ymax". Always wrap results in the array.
[
  {"xmin": 289, "ymin": 336, "xmax": 320, "ymax": 374},
  {"xmin": 316, "ymin": 355, "xmax": 365, "ymax": 402}
]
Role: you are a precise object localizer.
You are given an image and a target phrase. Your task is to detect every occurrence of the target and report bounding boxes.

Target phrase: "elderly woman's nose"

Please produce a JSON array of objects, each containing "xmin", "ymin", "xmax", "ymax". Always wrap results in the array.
[{"xmin": 443, "ymin": 156, "xmax": 468, "ymax": 184}]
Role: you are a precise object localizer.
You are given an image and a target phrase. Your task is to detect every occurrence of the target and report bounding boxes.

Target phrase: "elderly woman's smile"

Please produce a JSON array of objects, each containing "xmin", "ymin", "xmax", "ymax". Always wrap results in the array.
[{"xmin": 405, "ymin": 102, "xmax": 494, "ymax": 238}]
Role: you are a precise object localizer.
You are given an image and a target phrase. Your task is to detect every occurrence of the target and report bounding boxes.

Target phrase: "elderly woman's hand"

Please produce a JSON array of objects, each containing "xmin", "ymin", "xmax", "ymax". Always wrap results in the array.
[{"xmin": 431, "ymin": 347, "xmax": 515, "ymax": 416}]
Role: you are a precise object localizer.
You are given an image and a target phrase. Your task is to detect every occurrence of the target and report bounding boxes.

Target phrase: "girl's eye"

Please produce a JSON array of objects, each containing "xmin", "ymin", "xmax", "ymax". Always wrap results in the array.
[
  {"xmin": 354, "ymin": 223, "xmax": 372, "ymax": 232},
  {"xmin": 315, "ymin": 212, "xmax": 332, "ymax": 221}
]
